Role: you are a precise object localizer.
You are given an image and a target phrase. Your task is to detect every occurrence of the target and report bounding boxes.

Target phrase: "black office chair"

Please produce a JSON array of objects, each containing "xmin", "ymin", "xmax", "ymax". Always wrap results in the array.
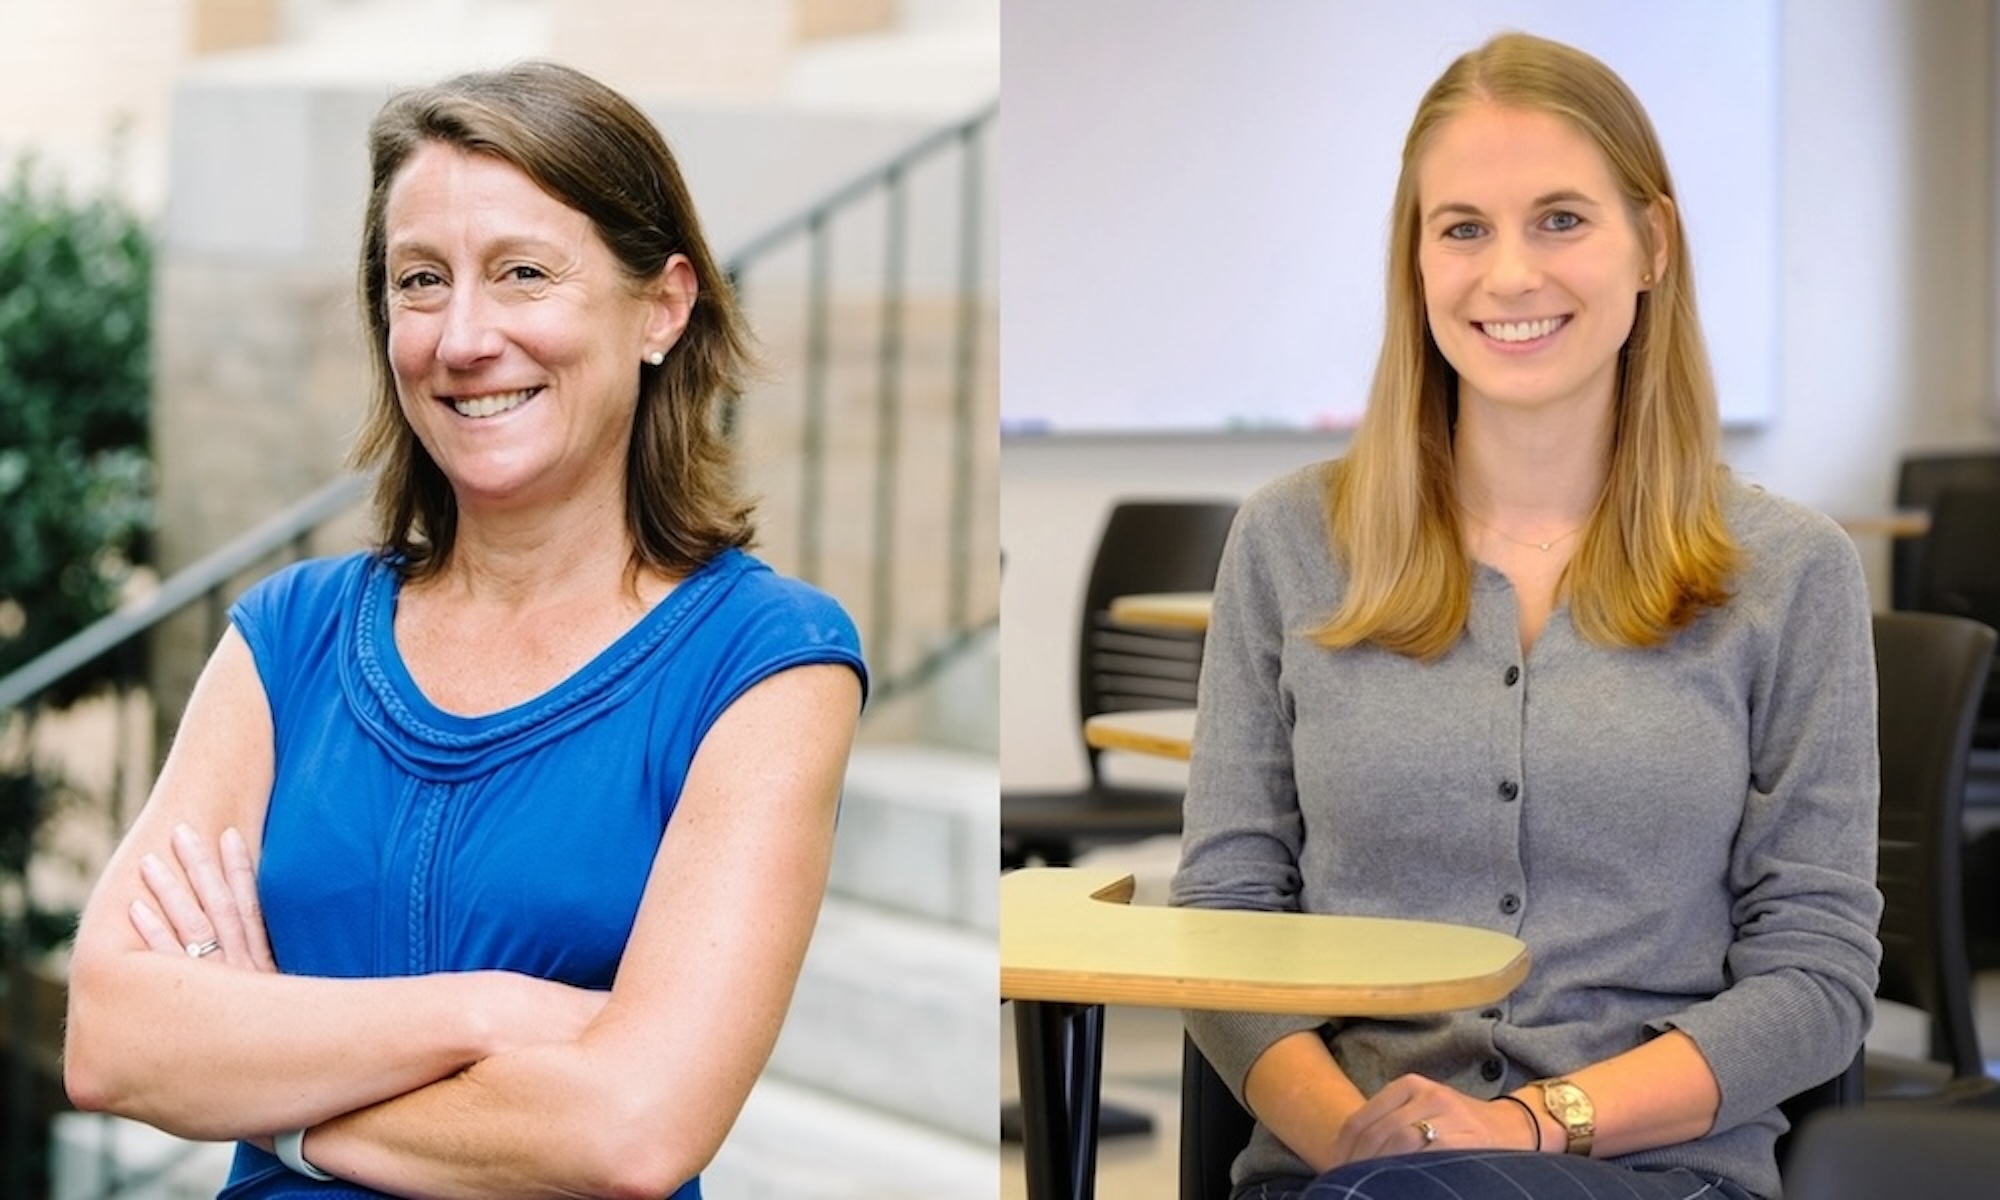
[
  {"xmin": 1889, "ymin": 452, "xmax": 2000, "ymax": 614},
  {"xmin": 1001, "ymin": 500, "xmax": 1238, "ymax": 868},
  {"xmin": 1867, "ymin": 609, "xmax": 1997, "ymax": 1099},
  {"xmin": 1898, "ymin": 464, "xmax": 2000, "ymax": 968},
  {"xmin": 1178, "ymin": 1034, "xmax": 1256, "ymax": 1200},
  {"xmin": 1904, "ymin": 487, "xmax": 2000, "ymax": 747},
  {"xmin": 1785, "ymin": 1107, "xmax": 2000, "ymax": 1200},
  {"xmin": 1001, "ymin": 500, "xmax": 1237, "ymax": 1148},
  {"xmin": 1179, "ymin": 1037, "xmax": 1860, "ymax": 1199},
  {"xmin": 1912, "ymin": 487, "xmax": 2000, "ymax": 975}
]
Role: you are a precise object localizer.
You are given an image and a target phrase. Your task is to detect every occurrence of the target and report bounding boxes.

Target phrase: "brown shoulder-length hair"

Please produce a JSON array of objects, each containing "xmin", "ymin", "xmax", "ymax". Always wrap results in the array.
[
  {"xmin": 350, "ymin": 59, "xmax": 755, "ymax": 579},
  {"xmin": 1315, "ymin": 32, "xmax": 1738, "ymax": 660}
]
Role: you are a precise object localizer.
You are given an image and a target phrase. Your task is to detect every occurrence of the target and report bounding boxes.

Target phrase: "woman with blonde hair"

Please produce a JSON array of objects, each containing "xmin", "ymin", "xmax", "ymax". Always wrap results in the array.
[{"xmin": 1172, "ymin": 32, "xmax": 1877, "ymax": 1200}]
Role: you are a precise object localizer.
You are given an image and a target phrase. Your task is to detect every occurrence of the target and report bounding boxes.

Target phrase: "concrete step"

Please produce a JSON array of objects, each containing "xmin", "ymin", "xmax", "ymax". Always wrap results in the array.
[
  {"xmin": 766, "ymin": 892, "xmax": 996, "ymax": 1144},
  {"xmin": 51, "ymin": 1113, "xmax": 232, "ymax": 1199},
  {"xmin": 706, "ymin": 1073, "xmax": 994, "ymax": 1199},
  {"xmin": 834, "ymin": 742, "xmax": 996, "ymax": 931},
  {"xmin": 919, "ymin": 623, "xmax": 998, "ymax": 756}
]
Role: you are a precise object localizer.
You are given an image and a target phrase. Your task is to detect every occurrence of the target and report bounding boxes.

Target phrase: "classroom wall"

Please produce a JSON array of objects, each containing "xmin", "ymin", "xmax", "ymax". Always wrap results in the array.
[
  {"xmin": 999, "ymin": 0, "xmax": 2000, "ymax": 790},
  {"xmin": 1001, "ymin": 0, "xmax": 1783, "ymax": 434}
]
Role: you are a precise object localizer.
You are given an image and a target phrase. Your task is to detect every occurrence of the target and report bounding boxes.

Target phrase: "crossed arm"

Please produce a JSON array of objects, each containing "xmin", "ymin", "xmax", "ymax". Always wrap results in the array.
[{"xmin": 64, "ymin": 627, "xmax": 862, "ymax": 1197}]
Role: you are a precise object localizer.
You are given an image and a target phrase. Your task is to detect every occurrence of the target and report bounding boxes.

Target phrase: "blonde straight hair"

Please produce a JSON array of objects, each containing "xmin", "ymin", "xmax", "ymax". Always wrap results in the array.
[{"xmin": 1314, "ymin": 32, "xmax": 1738, "ymax": 660}]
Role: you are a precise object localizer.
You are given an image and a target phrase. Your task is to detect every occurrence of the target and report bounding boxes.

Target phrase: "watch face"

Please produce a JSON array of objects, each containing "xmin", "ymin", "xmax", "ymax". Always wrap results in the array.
[
  {"xmin": 1539, "ymin": 1079, "xmax": 1594, "ymax": 1153},
  {"xmin": 1546, "ymin": 1081, "xmax": 1591, "ymax": 1122}
]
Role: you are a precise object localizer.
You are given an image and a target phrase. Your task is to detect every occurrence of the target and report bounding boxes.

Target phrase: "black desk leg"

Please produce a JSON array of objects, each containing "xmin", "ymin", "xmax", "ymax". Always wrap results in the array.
[{"xmin": 1014, "ymin": 999, "xmax": 1107, "ymax": 1200}]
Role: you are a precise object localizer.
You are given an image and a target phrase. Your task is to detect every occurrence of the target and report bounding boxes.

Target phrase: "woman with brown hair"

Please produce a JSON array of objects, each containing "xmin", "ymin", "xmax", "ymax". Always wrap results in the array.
[
  {"xmin": 63, "ymin": 61, "xmax": 866, "ymax": 1199},
  {"xmin": 1172, "ymin": 32, "xmax": 1878, "ymax": 1200}
]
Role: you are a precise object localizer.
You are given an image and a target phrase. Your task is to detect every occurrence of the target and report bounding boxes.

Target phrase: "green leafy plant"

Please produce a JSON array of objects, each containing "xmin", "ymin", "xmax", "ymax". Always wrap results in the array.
[
  {"xmin": 0, "ymin": 156, "xmax": 153, "ymax": 1194},
  {"xmin": 0, "ymin": 156, "xmax": 154, "ymax": 695},
  {"xmin": 0, "ymin": 157, "xmax": 153, "ymax": 943}
]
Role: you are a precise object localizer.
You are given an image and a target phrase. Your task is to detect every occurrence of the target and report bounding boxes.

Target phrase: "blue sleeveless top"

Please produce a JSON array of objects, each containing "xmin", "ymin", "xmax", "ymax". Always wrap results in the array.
[{"xmin": 215, "ymin": 548, "xmax": 866, "ymax": 1199}]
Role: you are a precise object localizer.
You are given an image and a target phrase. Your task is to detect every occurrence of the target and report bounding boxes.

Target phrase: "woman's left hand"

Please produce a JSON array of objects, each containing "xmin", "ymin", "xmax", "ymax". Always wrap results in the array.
[
  {"xmin": 128, "ymin": 822, "xmax": 277, "ymax": 973},
  {"xmin": 1332, "ymin": 1073, "xmax": 1540, "ymax": 1165}
]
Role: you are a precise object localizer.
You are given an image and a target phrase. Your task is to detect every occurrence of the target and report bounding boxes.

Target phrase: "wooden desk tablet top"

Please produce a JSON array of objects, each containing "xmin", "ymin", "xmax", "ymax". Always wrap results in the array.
[
  {"xmin": 1835, "ymin": 510, "xmax": 1931, "ymax": 538},
  {"xmin": 1001, "ymin": 868, "xmax": 1532, "ymax": 1017},
  {"xmin": 1083, "ymin": 708, "xmax": 1197, "ymax": 761},
  {"xmin": 1107, "ymin": 592, "xmax": 1215, "ymax": 631}
]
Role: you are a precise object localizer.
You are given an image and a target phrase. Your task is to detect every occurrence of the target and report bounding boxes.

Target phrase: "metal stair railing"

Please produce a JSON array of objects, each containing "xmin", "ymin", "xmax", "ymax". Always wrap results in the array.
[
  {"xmin": 726, "ymin": 99, "xmax": 999, "ymax": 705},
  {"xmin": 0, "ymin": 99, "xmax": 997, "ymax": 1199},
  {"xmin": 0, "ymin": 476, "xmax": 369, "ymax": 717}
]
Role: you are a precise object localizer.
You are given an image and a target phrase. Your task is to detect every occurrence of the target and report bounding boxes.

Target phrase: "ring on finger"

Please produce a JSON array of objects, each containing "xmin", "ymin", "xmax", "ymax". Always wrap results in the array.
[
  {"xmin": 185, "ymin": 938, "xmax": 222, "ymax": 959},
  {"xmin": 1413, "ymin": 1118, "xmax": 1439, "ymax": 1146}
]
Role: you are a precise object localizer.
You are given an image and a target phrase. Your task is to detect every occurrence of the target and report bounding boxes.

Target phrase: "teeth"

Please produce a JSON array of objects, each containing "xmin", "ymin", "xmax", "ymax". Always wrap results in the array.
[
  {"xmin": 451, "ymin": 389, "xmax": 534, "ymax": 418},
  {"xmin": 1482, "ymin": 317, "xmax": 1563, "ymax": 343}
]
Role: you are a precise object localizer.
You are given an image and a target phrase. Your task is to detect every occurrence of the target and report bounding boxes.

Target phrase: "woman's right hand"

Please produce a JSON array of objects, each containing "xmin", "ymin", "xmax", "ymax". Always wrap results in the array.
[
  {"xmin": 128, "ymin": 823, "xmax": 276, "ymax": 973},
  {"xmin": 1331, "ymin": 1073, "xmax": 1542, "ymax": 1165}
]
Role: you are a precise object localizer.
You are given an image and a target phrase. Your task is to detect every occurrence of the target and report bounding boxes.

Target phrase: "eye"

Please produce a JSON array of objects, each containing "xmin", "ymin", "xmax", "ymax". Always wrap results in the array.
[
  {"xmin": 1442, "ymin": 221, "xmax": 1484, "ymax": 241},
  {"xmin": 1542, "ymin": 210, "xmax": 1584, "ymax": 233},
  {"xmin": 394, "ymin": 269, "xmax": 445, "ymax": 291},
  {"xmin": 504, "ymin": 264, "xmax": 548, "ymax": 284}
]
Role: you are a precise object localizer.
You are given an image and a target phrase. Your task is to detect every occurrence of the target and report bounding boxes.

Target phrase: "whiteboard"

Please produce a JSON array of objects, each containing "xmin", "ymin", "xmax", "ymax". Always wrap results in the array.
[{"xmin": 999, "ymin": 0, "xmax": 1780, "ymax": 434}]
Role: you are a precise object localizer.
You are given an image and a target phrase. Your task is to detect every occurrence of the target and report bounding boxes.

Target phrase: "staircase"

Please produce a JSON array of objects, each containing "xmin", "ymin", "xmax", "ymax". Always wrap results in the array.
[
  {"xmin": 697, "ymin": 60, "xmax": 1000, "ymax": 1194},
  {"xmin": 707, "ymin": 628, "xmax": 996, "ymax": 1197}
]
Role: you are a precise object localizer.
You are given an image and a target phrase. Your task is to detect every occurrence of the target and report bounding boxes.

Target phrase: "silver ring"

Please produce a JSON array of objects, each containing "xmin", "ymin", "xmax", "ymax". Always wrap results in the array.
[
  {"xmin": 1413, "ymin": 1119, "xmax": 1438, "ymax": 1146},
  {"xmin": 185, "ymin": 938, "xmax": 221, "ymax": 959}
]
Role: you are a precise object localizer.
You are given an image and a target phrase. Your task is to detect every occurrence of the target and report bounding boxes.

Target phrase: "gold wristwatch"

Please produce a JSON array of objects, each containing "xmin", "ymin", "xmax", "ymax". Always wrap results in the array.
[{"xmin": 1532, "ymin": 1077, "xmax": 1596, "ymax": 1156}]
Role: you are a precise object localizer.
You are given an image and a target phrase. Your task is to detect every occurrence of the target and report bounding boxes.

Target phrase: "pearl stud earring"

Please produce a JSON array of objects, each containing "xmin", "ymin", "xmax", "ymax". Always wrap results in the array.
[{"xmin": 646, "ymin": 351, "xmax": 666, "ymax": 366}]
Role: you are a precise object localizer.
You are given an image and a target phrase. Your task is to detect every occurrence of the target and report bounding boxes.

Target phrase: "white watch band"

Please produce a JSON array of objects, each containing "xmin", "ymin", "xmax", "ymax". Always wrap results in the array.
[{"xmin": 276, "ymin": 1128, "xmax": 335, "ymax": 1181}]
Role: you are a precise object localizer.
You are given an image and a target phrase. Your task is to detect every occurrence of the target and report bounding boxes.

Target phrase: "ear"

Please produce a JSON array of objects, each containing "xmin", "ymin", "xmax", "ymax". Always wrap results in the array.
[
  {"xmin": 641, "ymin": 254, "xmax": 698, "ymax": 361},
  {"xmin": 1641, "ymin": 197, "xmax": 1672, "ymax": 289}
]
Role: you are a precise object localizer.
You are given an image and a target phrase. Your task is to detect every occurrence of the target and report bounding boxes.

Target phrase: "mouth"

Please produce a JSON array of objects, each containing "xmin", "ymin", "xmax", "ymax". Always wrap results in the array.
[
  {"xmin": 1478, "ymin": 316, "xmax": 1569, "ymax": 345},
  {"xmin": 444, "ymin": 387, "xmax": 541, "ymax": 419}
]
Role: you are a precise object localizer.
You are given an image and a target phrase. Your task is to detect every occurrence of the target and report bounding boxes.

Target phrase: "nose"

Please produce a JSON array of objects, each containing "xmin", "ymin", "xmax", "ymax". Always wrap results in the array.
[
  {"xmin": 436, "ymin": 284, "xmax": 503, "ymax": 368},
  {"xmin": 1484, "ymin": 230, "xmax": 1542, "ymax": 297}
]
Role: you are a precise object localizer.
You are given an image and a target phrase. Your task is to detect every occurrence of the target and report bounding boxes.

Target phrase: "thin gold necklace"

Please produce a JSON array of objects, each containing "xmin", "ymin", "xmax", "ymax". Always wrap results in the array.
[{"xmin": 1460, "ymin": 506, "xmax": 1586, "ymax": 553}]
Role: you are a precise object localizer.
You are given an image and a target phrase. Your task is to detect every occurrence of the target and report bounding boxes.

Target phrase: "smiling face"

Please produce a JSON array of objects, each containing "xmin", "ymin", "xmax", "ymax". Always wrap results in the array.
[
  {"xmin": 381, "ymin": 142, "xmax": 690, "ymax": 513},
  {"xmin": 1415, "ymin": 102, "xmax": 1664, "ymax": 421}
]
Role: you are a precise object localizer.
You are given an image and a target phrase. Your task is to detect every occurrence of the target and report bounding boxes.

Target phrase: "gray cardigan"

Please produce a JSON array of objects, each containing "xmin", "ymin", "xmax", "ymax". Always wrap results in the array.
[{"xmin": 1170, "ymin": 462, "xmax": 1882, "ymax": 1200}]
